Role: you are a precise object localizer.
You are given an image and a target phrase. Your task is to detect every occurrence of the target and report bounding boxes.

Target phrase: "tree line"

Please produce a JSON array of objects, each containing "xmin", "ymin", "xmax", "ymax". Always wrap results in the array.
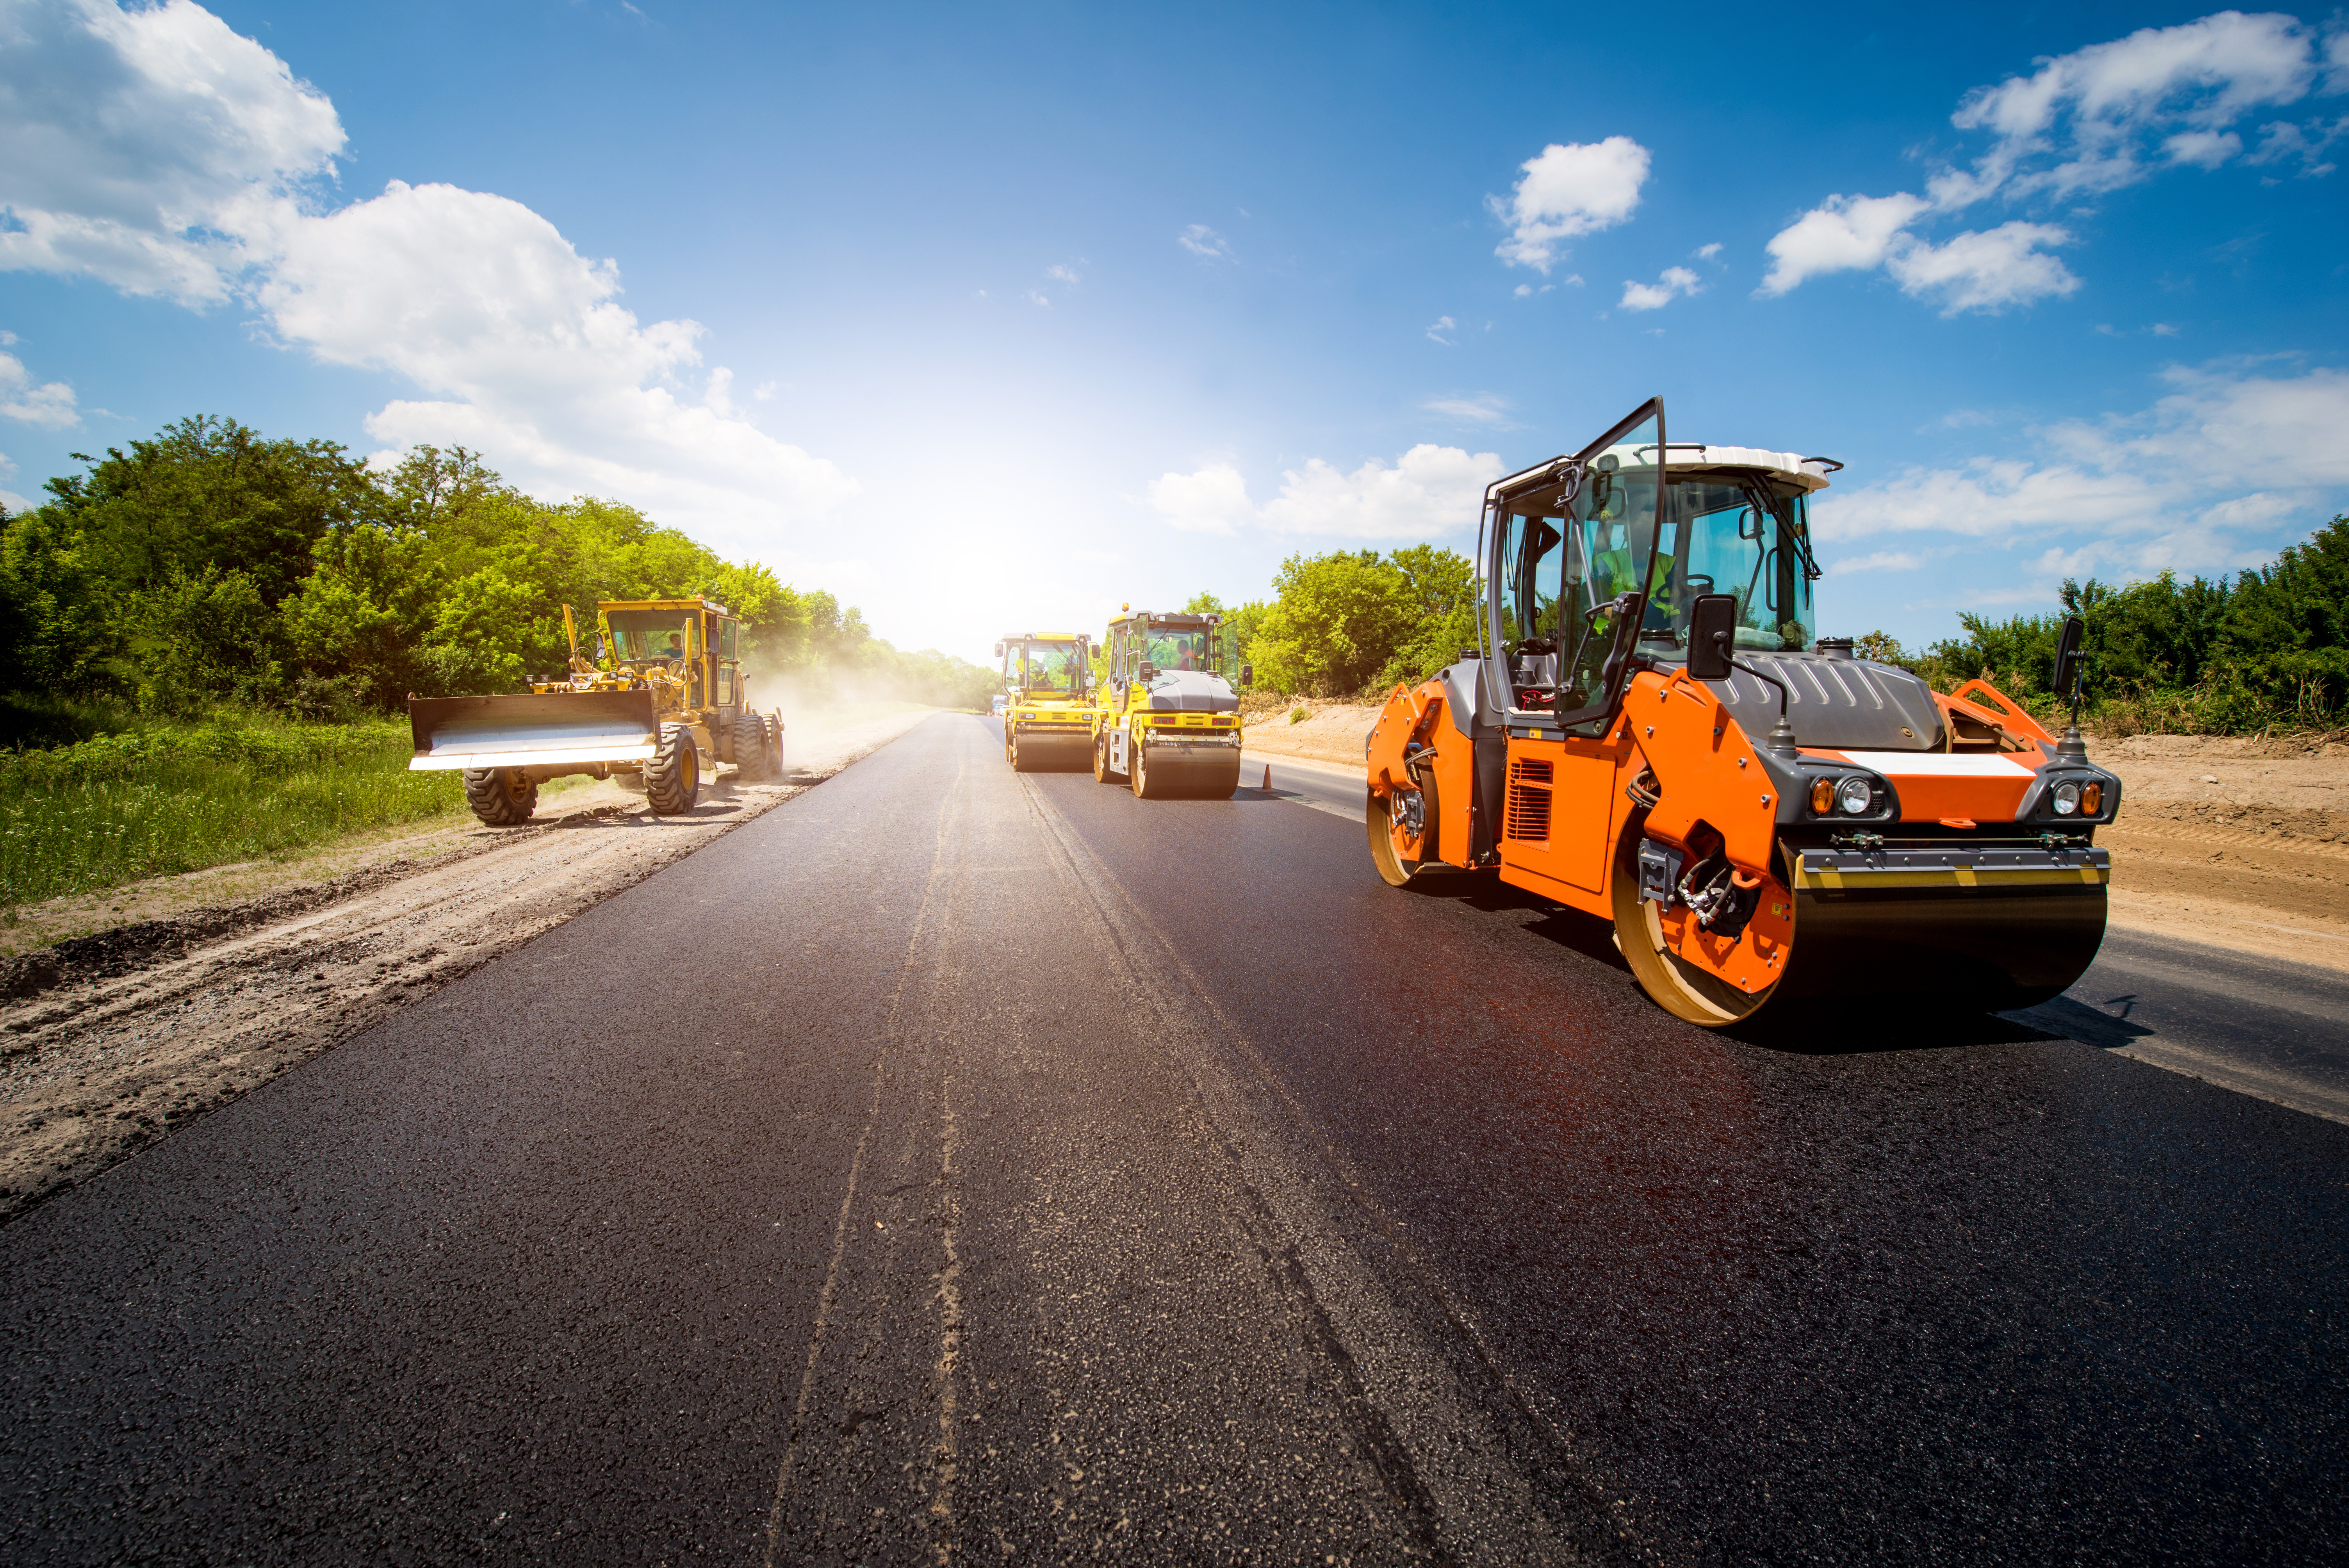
[
  {"xmin": 1224, "ymin": 517, "xmax": 2347, "ymax": 732},
  {"xmin": 0, "ymin": 415, "xmax": 994, "ymax": 742}
]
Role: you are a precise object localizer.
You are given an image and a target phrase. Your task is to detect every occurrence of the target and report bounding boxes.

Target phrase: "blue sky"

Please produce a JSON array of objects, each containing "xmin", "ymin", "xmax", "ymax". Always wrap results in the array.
[{"xmin": 2, "ymin": 0, "xmax": 2345, "ymax": 662}]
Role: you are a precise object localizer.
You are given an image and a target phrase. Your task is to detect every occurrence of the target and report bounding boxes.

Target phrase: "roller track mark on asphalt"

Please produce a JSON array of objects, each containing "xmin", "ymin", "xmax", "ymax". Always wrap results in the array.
[
  {"xmin": 1013, "ymin": 759, "xmax": 1619, "ymax": 1566},
  {"xmin": 765, "ymin": 755, "xmax": 968, "ymax": 1567},
  {"xmin": 929, "ymin": 1066, "xmax": 965, "ymax": 1565}
]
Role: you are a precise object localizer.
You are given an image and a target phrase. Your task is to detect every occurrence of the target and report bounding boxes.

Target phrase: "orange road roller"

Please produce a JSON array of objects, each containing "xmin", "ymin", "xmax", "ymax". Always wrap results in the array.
[{"xmin": 1364, "ymin": 397, "xmax": 2118, "ymax": 1025}]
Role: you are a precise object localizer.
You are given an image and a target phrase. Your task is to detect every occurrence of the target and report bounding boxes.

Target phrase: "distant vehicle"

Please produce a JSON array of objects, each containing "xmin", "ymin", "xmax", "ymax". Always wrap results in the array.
[
  {"xmin": 1087, "ymin": 609, "xmax": 1250, "ymax": 798},
  {"xmin": 994, "ymin": 633, "xmax": 1093, "ymax": 770},
  {"xmin": 407, "ymin": 597, "xmax": 783, "ymax": 825},
  {"xmin": 991, "ymin": 694, "xmax": 1008, "ymax": 716}
]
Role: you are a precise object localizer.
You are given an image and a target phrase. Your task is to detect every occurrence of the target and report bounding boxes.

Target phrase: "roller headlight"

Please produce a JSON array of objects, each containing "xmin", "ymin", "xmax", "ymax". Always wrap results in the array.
[
  {"xmin": 2081, "ymin": 780, "xmax": 2103, "ymax": 815},
  {"xmin": 1836, "ymin": 777, "xmax": 1874, "ymax": 815},
  {"xmin": 2052, "ymin": 780, "xmax": 2081, "ymax": 816},
  {"xmin": 1810, "ymin": 777, "xmax": 1835, "ymax": 814}
]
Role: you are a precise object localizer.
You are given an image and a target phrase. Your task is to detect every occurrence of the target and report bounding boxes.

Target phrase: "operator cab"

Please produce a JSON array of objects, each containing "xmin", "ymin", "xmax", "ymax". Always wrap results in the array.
[
  {"xmin": 1488, "ymin": 431, "xmax": 1833, "ymax": 728},
  {"xmin": 997, "ymin": 636, "xmax": 1085, "ymax": 698}
]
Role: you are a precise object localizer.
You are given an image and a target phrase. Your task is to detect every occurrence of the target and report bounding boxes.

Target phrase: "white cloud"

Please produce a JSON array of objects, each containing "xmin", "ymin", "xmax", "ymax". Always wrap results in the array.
[
  {"xmin": 1758, "ymin": 192, "xmax": 1930, "ymax": 295},
  {"xmin": 1490, "ymin": 135, "xmax": 1649, "ymax": 272},
  {"xmin": 2242, "ymin": 113, "xmax": 2347, "ymax": 173},
  {"xmin": 0, "ymin": 1, "xmax": 855, "ymax": 554},
  {"xmin": 0, "ymin": 0, "xmax": 344, "ymax": 303},
  {"xmin": 1813, "ymin": 362, "xmax": 2349, "ymax": 585},
  {"xmin": 1178, "ymin": 223, "xmax": 1232, "ymax": 260},
  {"xmin": 1830, "ymin": 550, "xmax": 1927, "ymax": 574},
  {"xmin": 1882, "ymin": 222, "xmax": 2080, "ymax": 313},
  {"xmin": 1761, "ymin": 12, "xmax": 2348, "ymax": 310},
  {"xmin": 1260, "ymin": 444, "xmax": 1504, "ymax": 540},
  {"xmin": 1423, "ymin": 394, "xmax": 1511, "ymax": 426},
  {"xmin": 0, "ymin": 450, "xmax": 25, "ymax": 513},
  {"xmin": 1949, "ymin": 10, "xmax": 2325, "ymax": 200},
  {"xmin": 1044, "ymin": 262, "xmax": 1080, "ymax": 284},
  {"xmin": 2164, "ymin": 128, "xmax": 2244, "ymax": 167},
  {"xmin": 1620, "ymin": 264, "xmax": 1702, "ymax": 312},
  {"xmin": 1146, "ymin": 462, "xmax": 1251, "ymax": 535},
  {"xmin": 1760, "ymin": 206, "xmax": 2075, "ymax": 314},
  {"xmin": 1148, "ymin": 444, "xmax": 1504, "ymax": 541},
  {"xmin": 1025, "ymin": 289, "xmax": 1050, "ymax": 306},
  {"xmin": 1424, "ymin": 314, "xmax": 1456, "ymax": 344},
  {"xmin": 1694, "ymin": 242, "xmax": 1723, "ymax": 260},
  {"xmin": 0, "ymin": 351, "xmax": 78, "ymax": 426}
]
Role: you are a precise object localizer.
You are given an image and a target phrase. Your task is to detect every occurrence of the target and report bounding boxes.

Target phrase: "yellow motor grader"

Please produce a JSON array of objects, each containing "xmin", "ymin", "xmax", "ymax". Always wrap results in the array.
[
  {"xmin": 1364, "ymin": 397, "xmax": 2120, "ymax": 1025},
  {"xmin": 407, "ymin": 597, "xmax": 785, "ymax": 825},
  {"xmin": 1087, "ymin": 607, "xmax": 1251, "ymax": 799},
  {"xmin": 995, "ymin": 632, "xmax": 1094, "ymax": 771}
]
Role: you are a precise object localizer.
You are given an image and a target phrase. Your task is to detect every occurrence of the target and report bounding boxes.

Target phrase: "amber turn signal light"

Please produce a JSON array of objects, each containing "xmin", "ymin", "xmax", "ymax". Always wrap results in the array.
[
  {"xmin": 1809, "ymin": 777, "xmax": 1835, "ymax": 814},
  {"xmin": 2080, "ymin": 781, "xmax": 2103, "ymax": 815}
]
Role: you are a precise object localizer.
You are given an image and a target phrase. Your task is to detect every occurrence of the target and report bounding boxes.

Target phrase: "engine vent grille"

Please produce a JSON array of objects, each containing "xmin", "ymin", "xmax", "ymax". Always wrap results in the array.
[{"xmin": 1506, "ymin": 757, "xmax": 1553, "ymax": 843}]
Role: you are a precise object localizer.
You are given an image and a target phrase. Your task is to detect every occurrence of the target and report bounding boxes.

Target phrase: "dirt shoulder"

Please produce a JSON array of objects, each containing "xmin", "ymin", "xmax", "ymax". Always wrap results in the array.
[
  {"xmin": 0, "ymin": 708, "xmax": 937, "ymax": 1224},
  {"xmin": 1248, "ymin": 700, "xmax": 2349, "ymax": 971}
]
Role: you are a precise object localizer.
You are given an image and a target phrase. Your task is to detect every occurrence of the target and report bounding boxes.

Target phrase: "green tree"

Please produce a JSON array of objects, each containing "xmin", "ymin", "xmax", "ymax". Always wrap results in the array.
[
  {"xmin": 1248, "ymin": 550, "xmax": 1415, "ymax": 696},
  {"xmin": 1376, "ymin": 544, "xmax": 1481, "ymax": 689},
  {"xmin": 43, "ymin": 415, "xmax": 380, "ymax": 607}
]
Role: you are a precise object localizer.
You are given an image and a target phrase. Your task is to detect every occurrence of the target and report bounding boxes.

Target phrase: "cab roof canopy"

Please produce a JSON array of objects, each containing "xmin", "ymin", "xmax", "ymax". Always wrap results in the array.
[
  {"xmin": 1488, "ymin": 443, "xmax": 1836, "ymax": 515},
  {"xmin": 600, "ymin": 596, "xmax": 734, "ymax": 616},
  {"xmin": 1113, "ymin": 610, "xmax": 1216, "ymax": 627}
]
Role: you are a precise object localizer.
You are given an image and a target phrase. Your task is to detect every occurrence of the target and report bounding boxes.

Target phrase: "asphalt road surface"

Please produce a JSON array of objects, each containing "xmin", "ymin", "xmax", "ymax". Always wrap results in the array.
[{"xmin": 3, "ymin": 715, "xmax": 2342, "ymax": 1565}]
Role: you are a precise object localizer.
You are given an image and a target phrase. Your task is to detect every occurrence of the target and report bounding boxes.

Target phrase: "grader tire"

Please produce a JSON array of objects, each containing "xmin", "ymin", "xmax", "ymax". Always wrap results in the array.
[
  {"xmin": 645, "ymin": 726, "xmax": 701, "ymax": 816},
  {"xmin": 463, "ymin": 767, "xmax": 538, "ymax": 827},
  {"xmin": 732, "ymin": 713, "xmax": 772, "ymax": 780},
  {"xmin": 765, "ymin": 715, "xmax": 787, "ymax": 777}
]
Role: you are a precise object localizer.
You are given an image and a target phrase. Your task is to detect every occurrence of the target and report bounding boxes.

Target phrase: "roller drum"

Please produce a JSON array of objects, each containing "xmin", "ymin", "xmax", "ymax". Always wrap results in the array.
[
  {"xmin": 1008, "ymin": 729, "xmax": 1095, "ymax": 772},
  {"xmin": 1777, "ymin": 880, "xmax": 2108, "ymax": 1009},
  {"xmin": 1137, "ymin": 740, "xmax": 1243, "ymax": 800}
]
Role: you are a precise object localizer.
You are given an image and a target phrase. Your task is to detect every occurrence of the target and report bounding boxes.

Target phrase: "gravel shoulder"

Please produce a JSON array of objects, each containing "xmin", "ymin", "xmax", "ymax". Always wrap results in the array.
[
  {"xmin": 0, "ymin": 708, "xmax": 936, "ymax": 1223},
  {"xmin": 1247, "ymin": 700, "xmax": 2349, "ymax": 971}
]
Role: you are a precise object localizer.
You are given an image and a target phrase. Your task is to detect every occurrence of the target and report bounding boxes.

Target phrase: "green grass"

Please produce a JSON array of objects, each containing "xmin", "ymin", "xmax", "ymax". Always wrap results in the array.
[{"xmin": 0, "ymin": 718, "xmax": 464, "ymax": 908}]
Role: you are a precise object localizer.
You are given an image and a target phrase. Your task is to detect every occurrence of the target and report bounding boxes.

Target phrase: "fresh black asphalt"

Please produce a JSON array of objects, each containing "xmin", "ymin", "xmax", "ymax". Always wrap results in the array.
[{"xmin": 2, "ymin": 714, "xmax": 2342, "ymax": 1564}]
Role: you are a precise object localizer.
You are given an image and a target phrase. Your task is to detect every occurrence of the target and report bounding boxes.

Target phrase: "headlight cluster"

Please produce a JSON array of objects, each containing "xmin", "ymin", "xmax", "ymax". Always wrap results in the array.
[
  {"xmin": 1808, "ymin": 775, "xmax": 1880, "ymax": 816},
  {"xmin": 2050, "ymin": 779, "xmax": 2105, "ymax": 816}
]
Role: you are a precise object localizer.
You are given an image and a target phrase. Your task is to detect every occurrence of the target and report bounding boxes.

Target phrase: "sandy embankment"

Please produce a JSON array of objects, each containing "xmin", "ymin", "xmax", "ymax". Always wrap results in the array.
[
  {"xmin": 0, "ymin": 706, "xmax": 935, "ymax": 1223},
  {"xmin": 1247, "ymin": 698, "xmax": 2349, "ymax": 969}
]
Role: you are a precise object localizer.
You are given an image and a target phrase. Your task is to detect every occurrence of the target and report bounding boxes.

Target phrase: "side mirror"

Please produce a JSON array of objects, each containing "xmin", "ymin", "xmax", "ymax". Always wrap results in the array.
[
  {"xmin": 1239, "ymin": 661, "xmax": 1254, "ymax": 688},
  {"xmin": 993, "ymin": 641, "xmax": 1004, "ymax": 657},
  {"xmin": 1138, "ymin": 663, "xmax": 1157, "ymax": 681},
  {"xmin": 1686, "ymin": 593, "xmax": 1738, "ymax": 681},
  {"xmin": 2051, "ymin": 615, "xmax": 2085, "ymax": 704}
]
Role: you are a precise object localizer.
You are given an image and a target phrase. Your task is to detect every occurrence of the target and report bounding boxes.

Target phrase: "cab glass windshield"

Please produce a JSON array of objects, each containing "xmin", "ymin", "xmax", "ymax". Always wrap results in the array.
[
  {"xmin": 1140, "ymin": 627, "xmax": 1213, "ymax": 672},
  {"xmin": 1011, "ymin": 641, "xmax": 1080, "ymax": 691},
  {"xmin": 1648, "ymin": 479, "xmax": 1816, "ymax": 652},
  {"xmin": 606, "ymin": 611, "xmax": 693, "ymax": 664}
]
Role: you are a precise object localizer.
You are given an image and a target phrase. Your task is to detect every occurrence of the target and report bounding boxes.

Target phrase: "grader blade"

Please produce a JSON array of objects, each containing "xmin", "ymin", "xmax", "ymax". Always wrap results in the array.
[{"xmin": 407, "ymin": 691, "xmax": 660, "ymax": 772}]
